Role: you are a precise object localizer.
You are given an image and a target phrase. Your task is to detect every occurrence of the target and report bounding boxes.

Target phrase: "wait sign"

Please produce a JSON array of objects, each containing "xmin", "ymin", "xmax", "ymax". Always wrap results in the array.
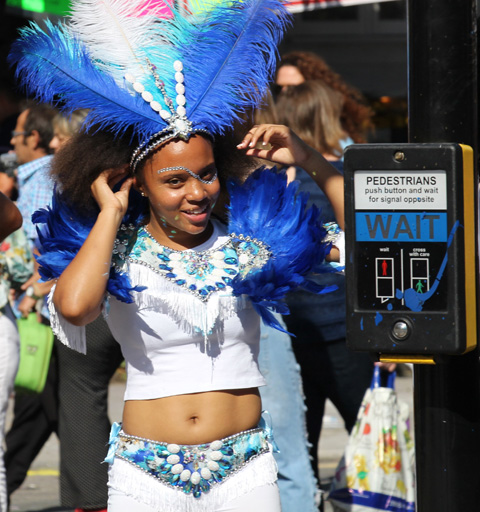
[
  {"xmin": 356, "ymin": 212, "xmax": 447, "ymax": 242},
  {"xmin": 344, "ymin": 143, "xmax": 477, "ymax": 359}
]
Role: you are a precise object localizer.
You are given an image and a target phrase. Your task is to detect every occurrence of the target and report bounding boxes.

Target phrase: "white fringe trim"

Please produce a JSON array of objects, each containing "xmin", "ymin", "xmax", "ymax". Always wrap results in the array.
[
  {"xmin": 128, "ymin": 263, "xmax": 249, "ymax": 336},
  {"xmin": 108, "ymin": 451, "xmax": 278, "ymax": 512},
  {"xmin": 47, "ymin": 285, "xmax": 86, "ymax": 354}
]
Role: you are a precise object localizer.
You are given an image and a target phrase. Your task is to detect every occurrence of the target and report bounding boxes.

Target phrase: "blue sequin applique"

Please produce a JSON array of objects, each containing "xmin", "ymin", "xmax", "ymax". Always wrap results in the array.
[
  {"xmin": 112, "ymin": 225, "xmax": 271, "ymax": 302},
  {"xmin": 115, "ymin": 428, "xmax": 269, "ymax": 499}
]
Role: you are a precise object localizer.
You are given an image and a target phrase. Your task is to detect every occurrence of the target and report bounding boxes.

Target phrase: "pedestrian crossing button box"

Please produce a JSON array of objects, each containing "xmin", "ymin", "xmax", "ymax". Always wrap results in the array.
[{"xmin": 344, "ymin": 143, "xmax": 476, "ymax": 361}]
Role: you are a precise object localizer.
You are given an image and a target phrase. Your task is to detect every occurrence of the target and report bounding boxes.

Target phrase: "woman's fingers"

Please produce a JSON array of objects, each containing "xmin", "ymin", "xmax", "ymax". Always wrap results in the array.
[
  {"xmin": 119, "ymin": 177, "xmax": 134, "ymax": 193},
  {"xmin": 237, "ymin": 125, "xmax": 275, "ymax": 149},
  {"xmin": 238, "ymin": 124, "xmax": 291, "ymax": 151},
  {"xmin": 91, "ymin": 166, "xmax": 132, "ymax": 213},
  {"xmin": 104, "ymin": 166, "xmax": 130, "ymax": 188}
]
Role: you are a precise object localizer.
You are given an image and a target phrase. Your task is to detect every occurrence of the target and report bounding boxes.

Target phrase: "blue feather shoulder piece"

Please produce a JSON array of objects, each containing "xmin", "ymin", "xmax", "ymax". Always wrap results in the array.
[
  {"xmin": 227, "ymin": 167, "xmax": 338, "ymax": 333},
  {"xmin": 33, "ymin": 191, "xmax": 146, "ymax": 303}
]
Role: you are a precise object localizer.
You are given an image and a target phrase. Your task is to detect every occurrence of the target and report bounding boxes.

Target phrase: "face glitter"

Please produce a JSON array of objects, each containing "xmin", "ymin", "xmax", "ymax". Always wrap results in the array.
[{"xmin": 157, "ymin": 166, "xmax": 218, "ymax": 185}]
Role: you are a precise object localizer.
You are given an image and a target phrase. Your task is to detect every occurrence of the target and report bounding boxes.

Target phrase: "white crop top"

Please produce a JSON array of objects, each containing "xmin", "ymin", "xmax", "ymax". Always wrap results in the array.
[{"xmin": 49, "ymin": 219, "xmax": 266, "ymax": 400}]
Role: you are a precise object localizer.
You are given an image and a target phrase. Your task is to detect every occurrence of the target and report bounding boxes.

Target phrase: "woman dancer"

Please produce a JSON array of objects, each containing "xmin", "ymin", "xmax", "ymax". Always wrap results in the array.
[{"xmin": 10, "ymin": 1, "xmax": 344, "ymax": 509}]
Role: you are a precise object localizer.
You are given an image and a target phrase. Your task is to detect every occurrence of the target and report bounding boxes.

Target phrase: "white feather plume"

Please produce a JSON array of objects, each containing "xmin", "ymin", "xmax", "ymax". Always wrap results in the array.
[{"xmin": 69, "ymin": 0, "xmax": 173, "ymax": 87}]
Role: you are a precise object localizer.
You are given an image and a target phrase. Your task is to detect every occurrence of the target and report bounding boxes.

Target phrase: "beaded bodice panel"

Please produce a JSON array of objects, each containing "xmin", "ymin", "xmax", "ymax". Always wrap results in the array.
[{"xmin": 111, "ymin": 224, "xmax": 271, "ymax": 302}]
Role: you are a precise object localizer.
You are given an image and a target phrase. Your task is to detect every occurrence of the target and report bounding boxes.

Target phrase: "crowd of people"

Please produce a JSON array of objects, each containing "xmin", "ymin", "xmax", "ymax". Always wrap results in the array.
[{"xmin": 0, "ymin": 1, "xmax": 385, "ymax": 511}]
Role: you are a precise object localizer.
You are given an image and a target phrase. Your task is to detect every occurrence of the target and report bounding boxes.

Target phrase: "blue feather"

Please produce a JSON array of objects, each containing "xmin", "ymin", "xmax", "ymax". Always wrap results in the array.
[
  {"xmin": 227, "ymin": 167, "xmax": 338, "ymax": 332},
  {"xmin": 34, "ymin": 190, "xmax": 146, "ymax": 303},
  {"xmin": 9, "ymin": 21, "xmax": 164, "ymax": 140},
  {"xmin": 184, "ymin": 0, "xmax": 291, "ymax": 134}
]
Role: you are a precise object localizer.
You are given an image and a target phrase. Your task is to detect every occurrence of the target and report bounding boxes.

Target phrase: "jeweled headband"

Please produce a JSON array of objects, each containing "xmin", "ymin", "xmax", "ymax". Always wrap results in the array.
[{"xmin": 9, "ymin": 0, "xmax": 291, "ymax": 169}]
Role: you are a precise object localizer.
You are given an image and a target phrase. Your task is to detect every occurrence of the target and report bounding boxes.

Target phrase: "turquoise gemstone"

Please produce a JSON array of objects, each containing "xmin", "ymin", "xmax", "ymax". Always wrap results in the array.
[
  {"xmin": 212, "ymin": 472, "xmax": 223, "ymax": 483},
  {"xmin": 216, "ymin": 282, "xmax": 226, "ymax": 289},
  {"xmin": 221, "ymin": 446, "xmax": 234, "ymax": 456},
  {"xmin": 222, "ymin": 277, "xmax": 232, "ymax": 285},
  {"xmin": 176, "ymin": 279, "xmax": 186, "ymax": 285},
  {"xmin": 224, "ymin": 248, "xmax": 237, "ymax": 259},
  {"xmin": 218, "ymin": 460, "xmax": 232, "ymax": 470},
  {"xmin": 158, "ymin": 264, "xmax": 172, "ymax": 271},
  {"xmin": 157, "ymin": 253, "xmax": 170, "ymax": 261},
  {"xmin": 224, "ymin": 267, "xmax": 238, "ymax": 275},
  {"xmin": 224, "ymin": 257, "xmax": 238, "ymax": 265}
]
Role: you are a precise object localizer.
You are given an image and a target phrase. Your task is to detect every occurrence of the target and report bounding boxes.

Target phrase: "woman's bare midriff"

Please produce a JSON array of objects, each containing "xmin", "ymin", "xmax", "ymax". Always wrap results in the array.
[{"xmin": 122, "ymin": 388, "xmax": 262, "ymax": 445}]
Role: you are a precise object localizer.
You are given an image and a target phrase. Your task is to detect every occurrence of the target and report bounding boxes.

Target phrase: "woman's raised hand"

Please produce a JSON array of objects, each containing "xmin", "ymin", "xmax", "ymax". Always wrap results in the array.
[
  {"xmin": 91, "ymin": 166, "xmax": 133, "ymax": 216},
  {"xmin": 238, "ymin": 123, "xmax": 345, "ymax": 230},
  {"xmin": 237, "ymin": 124, "xmax": 313, "ymax": 169}
]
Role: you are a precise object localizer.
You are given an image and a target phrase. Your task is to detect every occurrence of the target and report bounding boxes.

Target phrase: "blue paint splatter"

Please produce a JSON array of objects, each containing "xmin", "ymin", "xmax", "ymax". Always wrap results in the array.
[
  {"xmin": 397, "ymin": 221, "xmax": 460, "ymax": 312},
  {"xmin": 387, "ymin": 303, "xmax": 393, "ymax": 311},
  {"xmin": 375, "ymin": 312, "xmax": 383, "ymax": 325},
  {"xmin": 360, "ymin": 317, "xmax": 364, "ymax": 330}
]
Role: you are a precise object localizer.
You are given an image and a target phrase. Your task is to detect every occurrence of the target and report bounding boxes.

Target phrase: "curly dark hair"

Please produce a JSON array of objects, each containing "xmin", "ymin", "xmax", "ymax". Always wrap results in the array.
[
  {"xmin": 279, "ymin": 51, "xmax": 374, "ymax": 143},
  {"xmin": 50, "ymin": 126, "xmax": 256, "ymax": 215},
  {"xmin": 50, "ymin": 128, "xmax": 136, "ymax": 213}
]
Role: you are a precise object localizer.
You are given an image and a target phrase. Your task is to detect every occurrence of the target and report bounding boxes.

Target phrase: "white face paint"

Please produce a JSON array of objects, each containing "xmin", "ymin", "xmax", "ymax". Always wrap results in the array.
[{"xmin": 157, "ymin": 165, "xmax": 218, "ymax": 185}]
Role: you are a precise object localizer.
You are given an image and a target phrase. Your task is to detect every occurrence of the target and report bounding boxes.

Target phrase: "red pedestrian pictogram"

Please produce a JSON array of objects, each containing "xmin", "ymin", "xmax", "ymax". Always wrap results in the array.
[{"xmin": 382, "ymin": 259, "xmax": 388, "ymax": 276}]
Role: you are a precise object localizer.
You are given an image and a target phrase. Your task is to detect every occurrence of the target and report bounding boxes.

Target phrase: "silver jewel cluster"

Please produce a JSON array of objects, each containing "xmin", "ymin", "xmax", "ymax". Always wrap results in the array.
[
  {"xmin": 230, "ymin": 233, "xmax": 271, "ymax": 279},
  {"xmin": 157, "ymin": 166, "xmax": 218, "ymax": 185},
  {"xmin": 322, "ymin": 221, "xmax": 342, "ymax": 244},
  {"xmin": 112, "ymin": 223, "xmax": 137, "ymax": 258}
]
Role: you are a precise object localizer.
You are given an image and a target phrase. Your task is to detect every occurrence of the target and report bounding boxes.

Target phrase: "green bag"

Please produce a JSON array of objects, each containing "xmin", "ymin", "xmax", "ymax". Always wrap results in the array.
[{"xmin": 15, "ymin": 313, "xmax": 54, "ymax": 393}]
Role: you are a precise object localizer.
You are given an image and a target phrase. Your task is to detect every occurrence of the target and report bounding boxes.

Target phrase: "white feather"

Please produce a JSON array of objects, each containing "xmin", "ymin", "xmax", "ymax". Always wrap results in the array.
[{"xmin": 69, "ymin": 0, "xmax": 171, "ymax": 86}]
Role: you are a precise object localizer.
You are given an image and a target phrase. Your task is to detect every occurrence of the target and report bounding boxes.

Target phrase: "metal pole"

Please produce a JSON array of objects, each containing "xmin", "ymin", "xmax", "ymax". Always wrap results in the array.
[{"xmin": 408, "ymin": 1, "xmax": 480, "ymax": 510}]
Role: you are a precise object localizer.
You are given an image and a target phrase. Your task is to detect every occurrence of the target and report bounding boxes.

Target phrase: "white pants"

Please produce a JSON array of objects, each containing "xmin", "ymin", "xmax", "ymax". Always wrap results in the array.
[
  {"xmin": 108, "ymin": 482, "xmax": 281, "ymax": 512},
  {"xmin": 107, "ymin": 451, "xmax": 280, "ymax": 512},
  {"xmin": 0, "ymin": 306, "xmax": 20, "ymax": 512}
]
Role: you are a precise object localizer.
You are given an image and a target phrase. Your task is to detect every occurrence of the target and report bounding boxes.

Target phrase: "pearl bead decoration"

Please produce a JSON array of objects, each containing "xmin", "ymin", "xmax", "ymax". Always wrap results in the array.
[{"xmin": 180, "ymin": 469, "xmax": 191, "ymax": 482}]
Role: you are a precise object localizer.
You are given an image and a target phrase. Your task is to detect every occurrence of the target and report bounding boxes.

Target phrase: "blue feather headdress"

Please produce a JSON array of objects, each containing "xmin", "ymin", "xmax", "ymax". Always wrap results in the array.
[{"xmin": 9, "ymin": 0, "xmax": 290, "ymax": 170}]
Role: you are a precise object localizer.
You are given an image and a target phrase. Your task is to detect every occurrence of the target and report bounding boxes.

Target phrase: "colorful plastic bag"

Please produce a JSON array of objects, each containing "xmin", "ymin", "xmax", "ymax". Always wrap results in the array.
[
  {"xmin": 328, "ymin": 367, "xmax": 415, "ymax": 511},
  {"xmin": 15, "ymin": 313, "xmax": 54, "ymax": 394}
]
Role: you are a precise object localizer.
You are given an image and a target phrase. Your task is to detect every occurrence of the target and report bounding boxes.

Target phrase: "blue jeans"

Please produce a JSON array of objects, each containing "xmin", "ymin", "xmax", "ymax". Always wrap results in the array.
[{"xmin": 258, "ymin": 317, "xmax": 319, "ymax": 512}]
